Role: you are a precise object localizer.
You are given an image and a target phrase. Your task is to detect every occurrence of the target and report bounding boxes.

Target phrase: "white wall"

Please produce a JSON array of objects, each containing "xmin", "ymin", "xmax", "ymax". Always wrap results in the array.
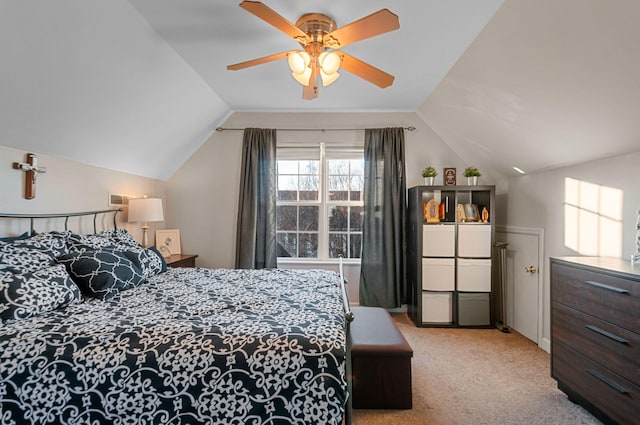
[
  {"xmin": 504, "ymin": 151, "xmax": 640, "ymax": 346},
  {"xmin": 1, "ymin": 145, "xmax": 166, "ymax": 242}
]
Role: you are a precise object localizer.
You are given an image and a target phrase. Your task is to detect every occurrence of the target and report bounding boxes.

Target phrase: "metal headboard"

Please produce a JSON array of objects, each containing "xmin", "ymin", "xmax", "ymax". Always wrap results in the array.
[{"xmin": 0, "ymin": 208, "xmax": 123, "ymax": 235}]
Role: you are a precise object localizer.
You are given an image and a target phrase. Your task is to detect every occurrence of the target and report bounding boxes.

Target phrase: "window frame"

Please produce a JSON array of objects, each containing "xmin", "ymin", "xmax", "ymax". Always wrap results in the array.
[{"xmin": 276, "ymin": 143, "xmax": 363, "ymax": 263}]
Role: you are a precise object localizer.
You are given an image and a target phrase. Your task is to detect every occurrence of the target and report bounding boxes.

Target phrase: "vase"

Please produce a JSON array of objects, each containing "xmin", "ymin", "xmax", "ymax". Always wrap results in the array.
[
  {"xmin": 467, "ymin": 176, "xmax": 478, "ymax": 186},
  {"xmin": 423, "ymin": 176, "xmax": 435, "ymax": 185}
]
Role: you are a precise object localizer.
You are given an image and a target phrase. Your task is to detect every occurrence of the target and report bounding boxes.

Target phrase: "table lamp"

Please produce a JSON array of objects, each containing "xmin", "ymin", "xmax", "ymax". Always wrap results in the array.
[{"xmin": 128, "ymin": 197, "xmax": 164, "ymax": 247}]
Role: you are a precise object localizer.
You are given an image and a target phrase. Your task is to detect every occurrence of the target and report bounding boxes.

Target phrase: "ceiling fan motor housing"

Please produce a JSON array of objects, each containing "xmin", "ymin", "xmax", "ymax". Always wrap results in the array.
[{"xmin": 296, "ymin": 13, "xmax": 337, "ymax": 49}]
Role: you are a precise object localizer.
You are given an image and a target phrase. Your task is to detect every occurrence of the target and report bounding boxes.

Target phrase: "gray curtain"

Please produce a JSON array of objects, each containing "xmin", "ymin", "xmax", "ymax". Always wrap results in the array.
[
  {"xmin": 235, "ymin": 128, "xmax": 277, "ymax": 269},
  {"xmin": 359, "ymin": 127, "xmax": 407, "ymax": 308}
]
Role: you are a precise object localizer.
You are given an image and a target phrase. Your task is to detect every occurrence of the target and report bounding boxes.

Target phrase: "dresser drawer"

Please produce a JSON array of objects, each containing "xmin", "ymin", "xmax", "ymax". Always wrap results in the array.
[
  {"xmin": 551, "ymin": 262, "xmax": 640, "ymax": 333},
  {"xmin": 552, "ymin": 341, "xmax": 640, "ymax": 425},
  {"xmin": 552, "ymin": 302, "xmax": 640, "ymax": 385}
]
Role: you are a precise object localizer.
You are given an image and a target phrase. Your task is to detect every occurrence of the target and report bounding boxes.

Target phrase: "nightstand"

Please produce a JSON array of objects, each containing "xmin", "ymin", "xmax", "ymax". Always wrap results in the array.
[{"xmin": 165, "ymin": 254, "xmax": 198, "ymax": 268}]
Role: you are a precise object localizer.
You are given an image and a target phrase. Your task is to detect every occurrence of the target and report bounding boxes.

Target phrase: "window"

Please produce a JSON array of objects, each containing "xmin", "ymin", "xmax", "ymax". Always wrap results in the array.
[{"xmin": 276, "ymin": 146, "xmax": 363, "ymax": 260}]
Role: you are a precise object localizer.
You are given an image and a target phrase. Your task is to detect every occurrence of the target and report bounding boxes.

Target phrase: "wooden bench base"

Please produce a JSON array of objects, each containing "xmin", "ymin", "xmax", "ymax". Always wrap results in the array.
[{"xmin": 350, "ymin": 306, "xmax": 413, "ymax": 409}]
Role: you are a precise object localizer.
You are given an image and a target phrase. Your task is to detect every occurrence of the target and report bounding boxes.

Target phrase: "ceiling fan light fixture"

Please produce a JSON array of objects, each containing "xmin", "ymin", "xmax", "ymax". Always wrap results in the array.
[
  {"xmin": 319, "ymin": 51, "xmax": 341, "ymax": 75},
  {"xmin": 292, "ymin": 67, "xmax": 312, "ymax": 85},
  {"xmin": 228, "ymin": 2, "xmax": 400, "ymax": 98},
  {"xmin": 320, "ymin": 69, "xmax": 340, "ymax": 86},
  {"xmin": 287, "ymin": 51, "xmax": 310, "ymax": 74}
]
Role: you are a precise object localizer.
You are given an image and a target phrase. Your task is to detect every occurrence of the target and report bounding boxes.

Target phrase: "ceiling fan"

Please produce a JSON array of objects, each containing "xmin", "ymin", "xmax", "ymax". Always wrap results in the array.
[{"xmin": 227, "ymin": 1, "xmax": 400, "ymax": 100}]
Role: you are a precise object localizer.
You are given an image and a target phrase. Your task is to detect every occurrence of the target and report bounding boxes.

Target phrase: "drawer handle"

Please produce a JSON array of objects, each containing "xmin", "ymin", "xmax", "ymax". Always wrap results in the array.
[
  {"xmin": 586, "ymin": 368, "xmax": 629, "ymax": 394},
  {"xmin": 584, "ymin": 280, "xmax": 630, "ymax": 295},
  {"xmin": 585, "ymin": 325, "xmax": 629, "ymax": 345}
]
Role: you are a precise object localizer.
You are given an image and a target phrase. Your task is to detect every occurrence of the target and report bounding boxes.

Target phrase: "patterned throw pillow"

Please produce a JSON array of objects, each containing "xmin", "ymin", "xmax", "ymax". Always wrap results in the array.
[
  {"xmin": 67, "ymin": 229, "xmax": 142, "ymax": 253},
  {"xmin": 0, "ymin": 264, "xmax": 82, "ymax": 321},
  {"xmin": 57, "ymin": 248, "xmax": 146, "ymax": 299},
  {"xmin": 11, "ymin": 231, "xmax": 72, "ymax": 258},
  {"xmin": 0, "ymin": 242, "xmax": 56, "ymax": 274},
  {"xmin": 123, "ymin": 247, "xmax": 167, "ymax": 278}
]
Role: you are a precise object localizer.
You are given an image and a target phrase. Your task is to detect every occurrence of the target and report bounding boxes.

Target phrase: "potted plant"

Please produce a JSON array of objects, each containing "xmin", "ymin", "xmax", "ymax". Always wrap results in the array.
[
  {"xmin": 463, "ymin": 166, "xmax": 481, "ymax": 185},
  {"xmin": 422, "ymin": 166, "xmax": 438, "ymax": 185}
]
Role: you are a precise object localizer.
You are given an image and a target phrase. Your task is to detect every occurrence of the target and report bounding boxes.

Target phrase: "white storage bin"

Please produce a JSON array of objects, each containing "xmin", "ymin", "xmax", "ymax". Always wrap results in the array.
[
  {"xmin": 422, "ymin": 291, "xmax": 453, "ymax": 323},
  {"xmin": 422, "ymin": 258, "xmax": 455, "ymax": 291},
  {"xmin": 422, "ymin": 225, "xmax": 455, "ymax": 257},
  {"xmin": 457, "ymin": 259, "xmax": 492, "ymax": 292},
  {"xmin": 458, "ymin": 292, "xmax": 490, "ymax": 326},
  {"xmin": 457, "ymin": 225, "xmax": 491, "ymax": 257}
]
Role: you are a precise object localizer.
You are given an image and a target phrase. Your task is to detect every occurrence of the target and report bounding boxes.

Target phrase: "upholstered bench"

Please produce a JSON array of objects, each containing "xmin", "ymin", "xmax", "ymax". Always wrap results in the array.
[{"xmin": 350, "ymin": 306, "xmax": 413, "ymax": 409}]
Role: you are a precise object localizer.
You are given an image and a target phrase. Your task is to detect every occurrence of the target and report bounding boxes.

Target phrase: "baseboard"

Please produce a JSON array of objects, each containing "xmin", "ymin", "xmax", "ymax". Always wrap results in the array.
[{"xmin": 539, "ymin": 337, "xmax": 551, "ymax": 353}]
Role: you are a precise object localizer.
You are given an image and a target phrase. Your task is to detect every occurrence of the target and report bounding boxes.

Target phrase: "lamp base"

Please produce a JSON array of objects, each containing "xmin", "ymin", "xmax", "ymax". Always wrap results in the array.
[{"xmin": 141, "ymin": 224, "xmax": 149, "ymax": 248}]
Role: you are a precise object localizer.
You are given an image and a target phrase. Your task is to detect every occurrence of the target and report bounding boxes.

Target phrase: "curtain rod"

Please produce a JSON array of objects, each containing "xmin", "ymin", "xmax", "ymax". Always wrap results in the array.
[{"xmin": 215, "ymin": 126, "xmax": 416, "ymax": 133}]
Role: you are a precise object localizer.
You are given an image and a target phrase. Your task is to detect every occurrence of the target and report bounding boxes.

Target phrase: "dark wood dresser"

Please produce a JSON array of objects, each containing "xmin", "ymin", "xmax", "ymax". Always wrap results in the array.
[{"xmin": 551, "ymin": 257, "xmax": 640, "ymax": 425}]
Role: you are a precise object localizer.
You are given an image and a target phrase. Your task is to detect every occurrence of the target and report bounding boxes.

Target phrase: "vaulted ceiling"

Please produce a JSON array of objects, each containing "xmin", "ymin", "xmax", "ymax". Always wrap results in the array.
[{"xmin": 1, "ymin": 0, "xmax": 638, "ymax": 181}]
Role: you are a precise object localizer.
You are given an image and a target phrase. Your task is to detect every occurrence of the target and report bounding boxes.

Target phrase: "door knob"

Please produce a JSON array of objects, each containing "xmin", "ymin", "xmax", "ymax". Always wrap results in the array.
[{"xmin": 525, "ymin": 266, "xmax": 537, "ymax": 274}]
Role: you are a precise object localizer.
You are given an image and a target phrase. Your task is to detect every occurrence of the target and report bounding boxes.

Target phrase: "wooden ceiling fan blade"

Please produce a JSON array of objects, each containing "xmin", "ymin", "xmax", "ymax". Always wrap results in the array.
[
  {"xmin": 239, "ymin": 1, "xmax": 309, "ymax": 42},
  {"xmin": 323, "ymin": 9, "xmax": 399, "ymax": 48},
  {"xmin": 227, "ymin": 51, "xmax": 291, "ymax": 70},
  {"xmin": 339, "ymin": 52, "xmax": 394, "ymax": 88}
]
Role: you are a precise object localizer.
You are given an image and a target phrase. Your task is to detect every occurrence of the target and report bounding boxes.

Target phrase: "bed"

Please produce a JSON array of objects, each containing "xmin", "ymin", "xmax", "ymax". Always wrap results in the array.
[{"xmin": 0, "ymin": 209, "xmax": 353, "ymax": 425}]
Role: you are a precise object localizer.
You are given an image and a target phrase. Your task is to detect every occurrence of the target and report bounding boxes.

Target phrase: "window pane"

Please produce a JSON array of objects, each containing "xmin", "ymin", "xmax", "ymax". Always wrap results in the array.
[
  {"xmin": 329, "ymin": 206, "xmax": 348, "ymax": 231},
  {"xmin": 299, "ymin": 160, "xmax": 319, "ymax": 174},
  {"xmin": 329, "ymin": 233, "xmax": 348, "ymax": 258},
  {"xmin": 350, "ymin": 159, "xmax": 364, "ymax": 175},
  {"xmin": 277, "ymin": 233, "xmax": 297, "ymax": 258},
  {"xmin": 278, "ymin": 175, "xmax": 298, "ymax": 200},
  {"xmin": 299, "ymin": 175, "xmax": 319, "ymax": 200},
  {"xmin": 328, "ymin": 159, "xmax": 349, "ymax": 175},
  {"xmin": 350, "ymin": 234, "xmax": 362, "ymax": 258},
  {"xmin": 276, "ymin": 206, "xmax": 297, "ymax": 231},
  {"xmin": 278, "ymin": 160, "xmax": 299, "ymax": 174},
  {"xmin": 350, "ymin": 206, "xmax": 362, "ymax": 231},
  {"xmin": 350, "ymin": 176, "xmax": 363, "ymax": 201},
  {"xmin": 298, "ymin": 233, "xmax": 318, "ymax": 258},
  {"xmin": 299, "ymin": 206, "xmax": 319, "ymax": 231},
  {"xmin": 329, "ymin": 176, "xmax": 349, "ymax": 201}
]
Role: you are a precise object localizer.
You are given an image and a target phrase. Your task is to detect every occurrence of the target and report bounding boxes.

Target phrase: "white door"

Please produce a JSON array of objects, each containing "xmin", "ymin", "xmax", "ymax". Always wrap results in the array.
[{"xmin": 496, "ymin": 227, "xmax": 543, "ymax": 345}]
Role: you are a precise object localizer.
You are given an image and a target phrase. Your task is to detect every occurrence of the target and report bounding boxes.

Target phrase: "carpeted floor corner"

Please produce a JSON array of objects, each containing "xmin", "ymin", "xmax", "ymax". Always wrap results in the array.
[{"xmin": 350, "ymin": 313, "xmax": 603, "ymax": 425}]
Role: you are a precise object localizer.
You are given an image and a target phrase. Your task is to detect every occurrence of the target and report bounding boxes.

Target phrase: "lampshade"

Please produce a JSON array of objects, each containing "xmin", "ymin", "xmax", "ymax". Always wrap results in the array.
[
  {"xmin": 319, "ymin": 51, "xmax": 341, "ymax": 74},
  {"xmin": 288, "ymin": 51, "xmax": 312, "ymax": 85},
  {"xmin": 287, "ymin": 51, "xmax": 310, "ymax": 74},
  {"xmin": 320, "ymin": 69, "xmax": 340, "ymax": 86},
  {"xmin": 128, "ymin": 197, "xmax": 164, "ymax": 248},
  {"xmin": 128, "ymin": 198, "xmax": 164, "ymax": 223},
  {"xmin": 292, "ymin": 68, "xmax": 312, "ymax": 85}
]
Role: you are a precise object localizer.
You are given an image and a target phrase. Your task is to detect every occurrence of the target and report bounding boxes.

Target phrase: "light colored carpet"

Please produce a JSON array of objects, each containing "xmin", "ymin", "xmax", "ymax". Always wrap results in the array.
[{"xmin": 351, "ymin": 313, "xmax": 603, "ymax": 425}]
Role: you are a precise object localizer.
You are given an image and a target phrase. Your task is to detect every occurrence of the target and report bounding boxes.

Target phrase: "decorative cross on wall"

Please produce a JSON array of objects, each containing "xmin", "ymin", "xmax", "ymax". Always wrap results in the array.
[{"xmin": 12, "ymin": 153, "xmax": 47, "ymax": 199}]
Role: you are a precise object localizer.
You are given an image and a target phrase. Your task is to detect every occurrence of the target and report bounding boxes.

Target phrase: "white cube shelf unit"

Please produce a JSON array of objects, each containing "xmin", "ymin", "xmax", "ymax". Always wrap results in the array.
[{"xmin": 407, "ymin": 185, "xmax": 495, "ymax": 327}]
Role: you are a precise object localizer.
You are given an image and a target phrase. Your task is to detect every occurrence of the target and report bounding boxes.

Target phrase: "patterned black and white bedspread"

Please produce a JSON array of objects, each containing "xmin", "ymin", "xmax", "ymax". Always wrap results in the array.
[{"xmin": 0, "ymin": 267, "xmax": 347, "ymax": 425}]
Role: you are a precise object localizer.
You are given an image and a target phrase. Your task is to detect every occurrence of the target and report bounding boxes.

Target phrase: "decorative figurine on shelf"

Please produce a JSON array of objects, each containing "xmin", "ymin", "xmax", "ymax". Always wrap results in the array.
[
  {"xmin": 456, "ymin": 204, "xmax": 466, "ymax": 222},
  {"xmin": 424, "ymin": 199, "xmax": 440, "ymax": 223},
  {"xmin": 444, "ymin": 168, "xmax": 456, "ymax": 186},
  {"xmin": 481, "ymin": 207, "xmax": 489, "ymax": 223},
  {"xmin": 633, "ymin": 210, "xmax": 640, "ymax": 266}
]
